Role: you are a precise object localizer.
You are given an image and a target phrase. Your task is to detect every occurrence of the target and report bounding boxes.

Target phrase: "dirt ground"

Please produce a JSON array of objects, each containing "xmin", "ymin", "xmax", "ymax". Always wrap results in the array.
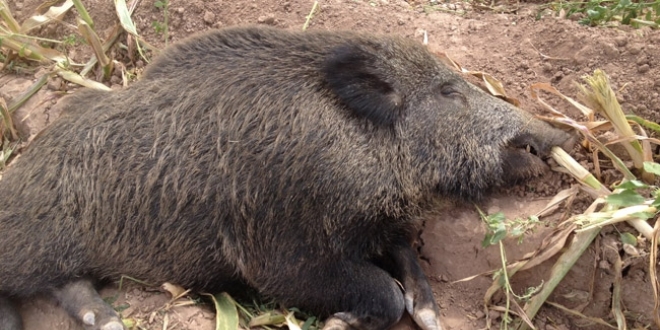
[{"xmin": 2, "ymin": 0, "xmax": 660, "ymax": 329}]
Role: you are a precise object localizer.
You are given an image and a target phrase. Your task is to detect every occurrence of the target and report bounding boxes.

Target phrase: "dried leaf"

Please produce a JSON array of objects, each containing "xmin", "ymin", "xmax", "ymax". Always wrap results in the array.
[
  {"xmin": 114, "ymin": 0, "xmax": 138, "ymax": 36},
  {"xmin": 285, "ymin": 310, "xmax": 302, "ymax": 330},
  {"xmin": 160, "ymin": 282, "xmax": 186, "ymax": 299},
  {"xmin": 530, "ymin": 82, "xmax": 594, "ymax": 118},
  {"xmin": 20, "ymin": 0, "xmax": 74, "ymax": 33},
  {"xmin": 434, "ymin": 52, "xmax": 520, "ymax": 106},
  {"xmin": 56, "ymin": 68, "xmax": 111, "ymax": 91}
]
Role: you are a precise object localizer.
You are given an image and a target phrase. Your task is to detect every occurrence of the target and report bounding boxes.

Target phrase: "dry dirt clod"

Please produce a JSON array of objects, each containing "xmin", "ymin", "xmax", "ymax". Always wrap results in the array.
[
  {"xmin": 257, "ymin": 14, "xmax": 276, "ymax": 25},
  {"xmin": 614, "ymin": 36, "xmax": 628, "ymax": 47},
  {"xmin": 203, "ymin": 11, "xmax": 216, "ymax": 25},
  {"xmin": 638, "ymin": 64, "xmax": 650, "ymax": 74}
]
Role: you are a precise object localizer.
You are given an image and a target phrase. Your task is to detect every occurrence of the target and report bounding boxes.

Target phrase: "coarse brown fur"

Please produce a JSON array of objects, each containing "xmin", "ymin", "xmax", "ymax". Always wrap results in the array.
[{"xmin": 0, "ymin": 26, "xmax": 572, "ymax": 330}]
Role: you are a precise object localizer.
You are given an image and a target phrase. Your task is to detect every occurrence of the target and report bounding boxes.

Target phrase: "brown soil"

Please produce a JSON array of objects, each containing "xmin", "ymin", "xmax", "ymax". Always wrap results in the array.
[{"xmin": 2, "ymin": 0, "xmax": 659, "ymax": 329}]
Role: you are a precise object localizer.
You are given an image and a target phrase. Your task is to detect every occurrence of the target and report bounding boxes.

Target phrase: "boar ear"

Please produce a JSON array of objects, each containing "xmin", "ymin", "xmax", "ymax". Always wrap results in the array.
[{"xmin": 323, "ymin": 44, "xmax": 404, "ymax": 126}]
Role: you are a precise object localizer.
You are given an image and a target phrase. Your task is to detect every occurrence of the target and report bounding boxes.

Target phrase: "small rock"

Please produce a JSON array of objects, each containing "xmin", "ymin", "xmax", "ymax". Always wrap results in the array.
[
  {"xmin": 203, "ymin": 11, "xmax": 216, "ymax": 25},
  {"xmin": 487, "ymin": 205, "xmax": 500, "ymax": 214},
  {"xmin": 176, "ymin": 7, "xmax": 184, "ymax": 14},
  {"xmin": 602, "ymin": 43, "xmax": 619, "ymax": 57},
  {"xmin": 257, "ymin": 14, "xmax": 276, "ymax": 25},
  {"xmin": 110, "ymin": 75, "xmax": 122, "ymax": 85},
  {"xmin": 598, "ymin": 259, "xmax": 611, "ymax": 270},
  {"xmin": 47, "ymin": 78, "xmax": 62, "ymax": 91},
  {"xmin": 34, "ymin": 68, "xmax": 49, "ymax": 79},
  {"xmin": 551, "ymin": 71, "xmax": 563, "ymax": 83},
  {"xmin": 542, "ymin": 62, "xmax": 553, "ymax": 72},
  {"xmin": 614, "ymin": 36, "xmax": 627, "ymax": 47},
  {"xmin": 474, "ymin": 310, "xmax": 486, "ymax": 319},
  {"xmin": 638, "ymin": 64, "xmax": 650, "ymax": 74},
  {"xmin": 488, "ymin": 309, "xmax": 501, "ymax": 321},
  {"xmin": 628, "ymin": 44, "xmax": 643, "ymax": 55}
]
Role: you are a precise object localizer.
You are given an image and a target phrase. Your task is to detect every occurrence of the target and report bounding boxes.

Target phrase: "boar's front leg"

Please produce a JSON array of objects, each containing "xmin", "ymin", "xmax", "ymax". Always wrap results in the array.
[
  {"xmin": 387, "ymin": 244, "xmax": 444, "ymax": 330},
  {"xmin": 278, "ymin": 259, "xmax": 405, "ymax": 330},
  {"xmin": 52, "ymin": 278, "xmax": 124, "ymax": 330}
]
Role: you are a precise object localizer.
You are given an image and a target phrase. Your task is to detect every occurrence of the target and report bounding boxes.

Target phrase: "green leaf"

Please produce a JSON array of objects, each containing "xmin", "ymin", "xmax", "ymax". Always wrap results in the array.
[
  {"xmin": 510, "ymin": 227, "xmax": 524, "ymax": 238},
  {"xmin": 485, "ymin": 212, "xmax": 506, "ymax": 226},
  {"xmin": 616, "ymin": 179, "xmax": 648, "ymax": 190},
  {"xmin": 653, "ymin": 196, "xmax": 660, "ymax": 208},
  {"xmin": 643, "ymin": 162, "xmax": 660, "ymax": 176},
  {"xmin": 606, "ymin": 190, "xmax": 645, "ymax": 207},
  {"xmin": 620, "ymin": 232, "xmax": 637, "ymax": 246},
  {"xmin": 482, "ymin": 227, "xmax": 507, "ymax": 247},
  {"xmin": 248, "ymin": 311, "xmax": 285, "ymax": 327},
  {"xmin": 204, "ymin": 292, "xmax": 238, "ymax": 330},
  {"xmin": 627, "ymin": 115, "xmax": 660, "ymax": 134},
  {"xmin": 479, "ymin": 210, "xmax": 508, "ymax": 247},
  {"xmin": 301, "ymin": 317, "xmax": 317, "ymax": 330}
]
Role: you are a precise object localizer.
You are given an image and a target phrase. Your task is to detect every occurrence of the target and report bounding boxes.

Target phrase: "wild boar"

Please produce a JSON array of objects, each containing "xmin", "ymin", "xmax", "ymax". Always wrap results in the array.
[{"xmin": 0, "ymin": 26, "xmax": 572, "ymax": 330}]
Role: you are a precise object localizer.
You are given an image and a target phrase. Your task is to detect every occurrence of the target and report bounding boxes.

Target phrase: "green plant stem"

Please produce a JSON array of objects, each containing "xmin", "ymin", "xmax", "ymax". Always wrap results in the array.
[
  {"xmin": 499, "ymin": 241, "xmax": 512, "ymax": 329},
  {"xmin": 630, "ymin": 18, "xmax": 658, "ymax": 27},
  {"xmin": 160, "ymin": 0, "xmax": 169, "ymax": 46},
  {"xmin": 71, "ymin": 0, "xmax": 95, "ymax": 28},
  {"xmin": 516, "ymin": 227, "xmax": 601, "ymax": 330},
  {"xmin": 0, "ymin": 0, "xmax": 20, "ymax": 32},
  {"xmin": 8, "ymin": 74, "xmax": 49, "ymax": 112},
  {"xmin": 302, "ymin": 1, "xmax": 319, "ymax": 31}
]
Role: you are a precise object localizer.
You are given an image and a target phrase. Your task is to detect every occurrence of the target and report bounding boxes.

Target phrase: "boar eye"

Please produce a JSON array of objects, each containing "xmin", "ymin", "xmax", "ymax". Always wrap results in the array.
[{"xmin": 439, "ymin": 84, "xmax": 461, "ymax": 98}]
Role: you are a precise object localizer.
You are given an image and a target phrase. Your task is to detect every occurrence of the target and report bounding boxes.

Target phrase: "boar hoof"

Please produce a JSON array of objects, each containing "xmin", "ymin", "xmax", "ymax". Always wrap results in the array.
[
  {"xmin": 82, "ymin": 309, "xmax": 124, "ymax": 330},
  {"xmin": 52, "ymin": 279, "xmax": 124, "ymax": 330},
  {"xmin": 412, "ymin": 308, "xmax": 443, "ymax": 330},
  {"xmin": 100, "ymin": 320, "xmax": 125, "ymax": 330},
  {"xmin": 322, "ymin": 317, "xmax": 351, "ymax": 330}
]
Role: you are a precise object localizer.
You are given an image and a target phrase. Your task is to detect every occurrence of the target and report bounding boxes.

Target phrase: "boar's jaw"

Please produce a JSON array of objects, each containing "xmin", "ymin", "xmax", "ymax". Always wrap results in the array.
[{"xmin": 500, "ymin": 131, "xmax": 553, "ymax": 185}]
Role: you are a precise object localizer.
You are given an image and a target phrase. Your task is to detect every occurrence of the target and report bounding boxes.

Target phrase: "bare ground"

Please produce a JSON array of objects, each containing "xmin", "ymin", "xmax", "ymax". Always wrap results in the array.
[{"xmin": 2, "ymin": 0, "xmax": 659, "ymax": 329}]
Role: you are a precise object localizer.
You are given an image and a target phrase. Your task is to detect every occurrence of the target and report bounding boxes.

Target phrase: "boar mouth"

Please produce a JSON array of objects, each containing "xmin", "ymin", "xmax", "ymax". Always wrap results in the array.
[
  {"xmin": 506, "ymin": 131, "xmax": 549, "ymax": 158},
  {"xmin": 500, "ymin": 133, "xmax": 550, "ymax": 185}
]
